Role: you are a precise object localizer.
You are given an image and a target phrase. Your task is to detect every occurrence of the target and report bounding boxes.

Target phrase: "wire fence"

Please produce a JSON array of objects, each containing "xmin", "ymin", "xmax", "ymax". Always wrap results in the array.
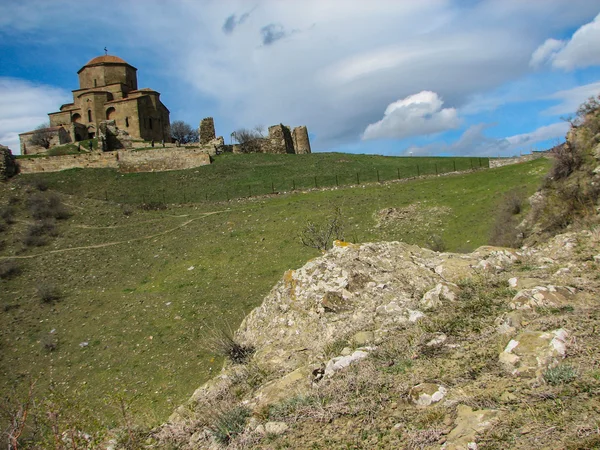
[{"xmin": 101, "ymin": 157, "xmax": 490, "ymax": 205}]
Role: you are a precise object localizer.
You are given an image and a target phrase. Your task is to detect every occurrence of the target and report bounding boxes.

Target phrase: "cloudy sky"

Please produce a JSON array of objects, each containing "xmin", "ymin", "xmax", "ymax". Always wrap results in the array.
[{"xmin": 1, "ymin": 0, "xmax": 600, "ymax": 156}]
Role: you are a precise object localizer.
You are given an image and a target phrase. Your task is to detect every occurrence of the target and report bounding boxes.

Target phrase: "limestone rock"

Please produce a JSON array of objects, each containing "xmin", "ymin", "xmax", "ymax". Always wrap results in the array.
[
  {"xmin": 509, "ymin": 285, "xmax": 576, "ymax": 310},
  {"xmin": 252, "ymin": 366, "xmax": 311, "ymax": 408},
  {"xmin": 494, "ymin": 311, "xmax": 524, "ymax": 335},
  {"xmin": 421, "ymin": 282, "xmax": 460, "ymax": 309},
  {"xmin": 507, "ymin": 277, "xmax": 545, "ymax": 289},
  {"xmin": 442, "ymin": 405, "xmax": 501, "ymax": 450},
  {"xmin": 256, "ymin": 421, "xmax": 289, "ymax": 436},
  {"xmin": 352, "ymin": 331, "xmax": 374, "ymax": 345},
  {"xmin": 499, "ymin": 329, "xmax": 569, "ymax": 378},
  {"xmin": 409, "ymin": 383, "xmax": 447, "ymax": 406},
  {"xmin": 324, "ymin": 349, "xmax": 371, "ymax": 377}
]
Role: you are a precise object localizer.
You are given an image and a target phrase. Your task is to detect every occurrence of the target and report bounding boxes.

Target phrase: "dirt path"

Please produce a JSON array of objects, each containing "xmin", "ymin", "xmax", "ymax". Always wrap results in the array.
[{"xmin": 0, "ymin": 210, "xmax": 225, "ymax": 260}]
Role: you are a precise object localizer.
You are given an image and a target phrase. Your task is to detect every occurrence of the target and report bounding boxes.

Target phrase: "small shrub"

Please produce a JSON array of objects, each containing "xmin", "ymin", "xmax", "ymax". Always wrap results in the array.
[
  {"xmin": 205, "ymin": 326, "xmax": 254, "ymax": 364},
  {"xmin": 0, "ymin": 205, "xmax": 16, "ymax": 224},
  {"xmin": 550, "ymin": 143, "xmax": 584, "ymax": 180},
  {"xmin": 299, "ymin": 207, "xmax": 344, "ymax": 251},
  {"xmin": 139, "ymin": 201, "xmax": 167, "ymax": 211},
  {"xmin": 489, "ymin": 189, "xmax": 526, "ymax": 248},
  {"xmin": 37, "ymin": 283, "xmax": 62, "ymax": 303},
  {"xmin": 41, "ymin": 333, "xmax": 59, "ymax": 352},
  {"xmin": 30, "ymin": 178, "xmax": 49, "ymax": 191},
  {"xmin": 543, "ymin": 364, "xmax": 577, "ymax": 385},
  {"xmin": 23, "ymin": 220, "xmax": 57, "ymax": 247},
  {"xmin": 0, "ymin": 260, "xmax": 21, "ymax": 280},
  {"xmin": 426, "ymin": 234, "xmax": 446, "ymax": 252},
  {"xmin": 122, "ymin": 204, "xmax": 134, "ymax": 216},
  {"xmin": 27, "ymin": 193, "xmax": 70, "ymax": 220},
  {"xmin": 209, "ymin": 406, "xmax": 250, "ymax": 444}
]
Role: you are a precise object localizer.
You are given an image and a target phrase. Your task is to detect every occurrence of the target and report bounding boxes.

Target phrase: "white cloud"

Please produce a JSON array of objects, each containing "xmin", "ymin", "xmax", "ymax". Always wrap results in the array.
[
  {"xmin": 0, "ymin": 78, "xmax": 70, "ymax": 153},
  {"xmin": 531, "ymin": 13, "xmax": 600, "ymax": 70},
  {"xmin": 406, "ymin": 121, "xmax": 568, "ymax": 157},
  {"xmin": 506, "ymin": 122, "xmax": 569, "ymax": 146},
  {"xmin": 529, "ymin": 38, "xmax": 566, "ymax": 68},
  {"xmin": 544, "ymin": 81, "xmax": 600, "ymax": 116},
  {"xmin": 362, "ymin": 91, "xmax": 461, "ymax": 140}
]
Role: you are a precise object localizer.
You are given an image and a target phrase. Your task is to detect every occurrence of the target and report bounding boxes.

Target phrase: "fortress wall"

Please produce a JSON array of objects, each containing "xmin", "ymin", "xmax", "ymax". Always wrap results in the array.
[
  {"xmin": 17, "ymin": 147, "xmax": 211, "ymax": 174},
  {"xmin": 116, "ymin": 148, "xmax": 211, "ymax": 173},
  {"xmin": 17, "ymin": 152, "xmax": 119, "ymax": 173}
]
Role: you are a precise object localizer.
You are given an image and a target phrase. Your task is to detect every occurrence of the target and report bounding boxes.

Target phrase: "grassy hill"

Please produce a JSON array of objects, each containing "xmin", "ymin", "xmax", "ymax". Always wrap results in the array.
[
  {"xmin": 19, "ymin": 153, "xmax": 489, "ymax": 203},
  {"xmin": 0, "ymin": 154, "xmax": 549, "ymax": 444}
]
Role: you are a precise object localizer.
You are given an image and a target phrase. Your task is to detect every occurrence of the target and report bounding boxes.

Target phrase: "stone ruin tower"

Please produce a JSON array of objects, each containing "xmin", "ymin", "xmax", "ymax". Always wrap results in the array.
[
  {"xmin": 199, "ymin": 117, "xmax": 216, "ymax": 145},
  {"xmin": 292, "ymin": 126, "xmax": 311, "ymax": 154}
]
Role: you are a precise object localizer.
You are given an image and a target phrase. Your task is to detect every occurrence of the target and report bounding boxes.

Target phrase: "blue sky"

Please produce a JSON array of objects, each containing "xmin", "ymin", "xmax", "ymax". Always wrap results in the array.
[{"xmin": 1, "ymin": 0, "xmax": 600, "ymax": 156}]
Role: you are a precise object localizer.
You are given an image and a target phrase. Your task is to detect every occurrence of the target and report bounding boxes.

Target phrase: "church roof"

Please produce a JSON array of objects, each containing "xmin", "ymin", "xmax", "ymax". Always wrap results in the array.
[
  {"xmin": 84, "ymin": 55, "xmax": 128, "ymax": 66},
  {"xmin": 78, "ymin": 55, "xmax": 137, "ymax": 73}
]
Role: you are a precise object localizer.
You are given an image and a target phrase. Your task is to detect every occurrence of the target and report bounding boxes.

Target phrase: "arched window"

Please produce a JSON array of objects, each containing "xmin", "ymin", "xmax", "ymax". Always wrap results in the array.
[
  {"xmin": 71, "ymin": 113, "xmax": 81, "ymax": 123},
  {"xmin": 106, "ymin": 107, "xmax": 116, "ymax": 120},
  {"xmin": 87, "ymin": 110, "xmax": 92, "ymax": 122}
]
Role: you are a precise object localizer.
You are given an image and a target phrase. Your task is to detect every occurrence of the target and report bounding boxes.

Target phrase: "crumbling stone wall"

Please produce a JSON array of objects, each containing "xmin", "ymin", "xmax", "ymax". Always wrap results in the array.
[
  {"xmin": 199, "ymin": 117, "xmax": 216, "ymax": 145},
  {"xmin": 117, "ymin": 148, "xmax": 211, "ymax": 173},
  {"xmin": 98, "ymin": 120, "xmax": 132, "ymax": 150},
  {"xmin": 0, "ymin": 145, "xmax": 18, "ymax": 180},
  {"xmin": 292, "ymin": 126, "xmax": 311, "ymax": 154},
  {"xmin": 16, "ymin": 147, "xmax": 211, "ymax": 174}
]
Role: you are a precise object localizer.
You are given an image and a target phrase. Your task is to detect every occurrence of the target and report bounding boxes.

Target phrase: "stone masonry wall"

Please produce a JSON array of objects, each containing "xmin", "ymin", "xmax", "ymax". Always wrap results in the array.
[
  {"xmin": 16, "ymin": 147, "xmax": 211, "ymax": 174},
  {"xmin": 117, "ymin": 148, "xmax": 210, "ymax": 173},
  {"xmin": 17, "ymin": 152, "xmax": 119, "ymax": 173}
]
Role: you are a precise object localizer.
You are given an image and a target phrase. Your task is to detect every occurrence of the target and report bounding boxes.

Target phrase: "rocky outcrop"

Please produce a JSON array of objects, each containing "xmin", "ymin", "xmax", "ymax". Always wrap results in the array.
[{"xmin": 158, "ymin": 226, "xmax": 600, "ymax": 449}]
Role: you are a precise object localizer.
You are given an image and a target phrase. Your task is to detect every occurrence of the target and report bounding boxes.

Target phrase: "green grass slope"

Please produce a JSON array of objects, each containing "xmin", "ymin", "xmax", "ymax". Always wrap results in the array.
[
  {"xmin": 0, "ymin": 155, "xmax": 549, "ymax": 442},
  {"xmin": 19, "ymin": 153, "xmax": 489, "ymax": 203}
]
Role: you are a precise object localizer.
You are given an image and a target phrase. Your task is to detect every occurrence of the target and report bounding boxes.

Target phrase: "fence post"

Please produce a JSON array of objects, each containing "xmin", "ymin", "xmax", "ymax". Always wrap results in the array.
[
  {"xmin": 397, "ymin": 168, "xmax": 400, "ymax": 179},
  {"xmin": 417, "ymin": 165, "xmax": 420, "ymax": 176},
  {"xmin": 479, "ymin": 158, "xmax": 482, "ymax": 167},
  {"xmin": 227, "ymin": 191, "xmax": 229, "ymax": 201},
  {"xmin": 314, "ymin": 176, "xmax": 318, "ymax": 188},
  {"xmin": 356, "ymin": 172, "xmax": 360, "ymax": 184},
  {"xmin": 377, "ymin": 169, "xmax": 380, "ymax": 182},
  {"xmin": 435, "ymin": 163, "xmax": 438, "ymax": 175},
  {"xmin": 335, "ymin": 174, "xmax": 339, "ymax": 186},
  {"xmin": 271, "ymin": 181, "xmax": 275, "ymax": 194},
  {"xmin": 453, "ymin": 160, "xmax": 456, "ymax": 172},
  {"xmin": 205, "ymin": 193, "xmax": 208, "ymax": 201},
  {"xmin": 142, "ymin": 194, "xmax": 145, "ymax": 204},
  {"xmin": 470, "ymin": 159, "xmax": 474, "ymax": 169},
  {"xmin": 105, "ymin": 190, "xmax": 108, "ymax": 201},
  {"xmin": 248, "ymin": 185, "xmax": 251, "ymax": 197},
  {"xmin": 292, "ymin": 179, "xmax": 296, "ymax": 190}
]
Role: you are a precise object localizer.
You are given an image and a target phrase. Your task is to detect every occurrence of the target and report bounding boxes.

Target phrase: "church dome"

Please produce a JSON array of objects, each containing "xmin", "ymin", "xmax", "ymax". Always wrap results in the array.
[{"xmin": 83, "ymin": 55, "xmax": 129, "ymax": 66}]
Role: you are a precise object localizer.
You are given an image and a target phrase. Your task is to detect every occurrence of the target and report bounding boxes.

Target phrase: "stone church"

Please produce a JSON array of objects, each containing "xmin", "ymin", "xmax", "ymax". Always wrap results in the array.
[{"xmin": 20, "ymin": 54, "xmax": 170, "ymax": 154}]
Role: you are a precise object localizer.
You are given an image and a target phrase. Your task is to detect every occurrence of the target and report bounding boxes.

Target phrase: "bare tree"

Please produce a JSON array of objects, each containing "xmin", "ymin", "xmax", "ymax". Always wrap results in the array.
[
  {"xmin": 30, "ymin": 123, "xmax": 53, "ymax": 149},
  {"xmin": 231, "ymin": 126, "xmax": 265, "ymax": 153},
  {"xmin": 299, "ymin": 207, "xmax": 345, "ymax": 251},
  {"xmin": 170, "ymin": 120, "xmax": 199, "ymax": 144}
]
